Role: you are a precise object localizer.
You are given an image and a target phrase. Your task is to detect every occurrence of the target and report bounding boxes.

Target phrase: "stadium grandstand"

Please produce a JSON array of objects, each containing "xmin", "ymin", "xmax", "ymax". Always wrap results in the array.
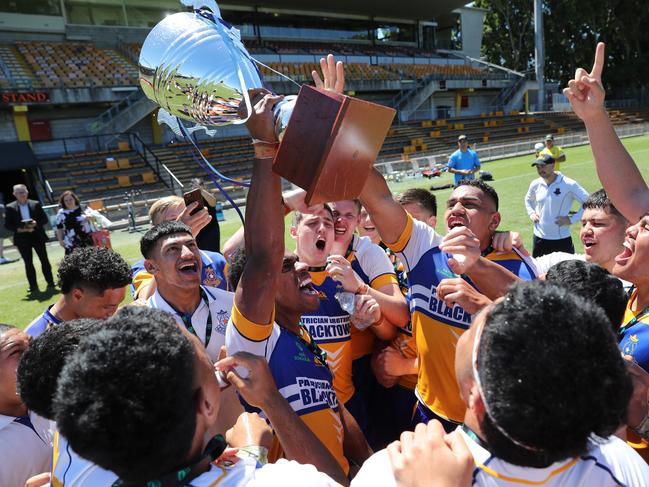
[{"xmin": 0, "ymin": 0, "xmax": 648, "ymax": 225}]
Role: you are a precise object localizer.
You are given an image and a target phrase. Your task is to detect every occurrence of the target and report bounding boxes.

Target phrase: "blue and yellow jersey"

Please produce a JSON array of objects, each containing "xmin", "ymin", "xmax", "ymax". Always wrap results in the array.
[
  {"xmin": 619, "ymin": 288, "xmax": 649, "ymax": 462},
  {"xmin": 347, "ymin": 235, "xmax": 399, "ymax": 361},
  {"xmin": 388, "ymin": 216, "xmax": 538, "ymax": 422},
  {"xmin": 25, "ymin": 306, "xmax": 61, "ymax": 338},
  {"xmin": 480, "ymin": 247, "xmax": 538, "ymax": 281},
  {"xmin": 131, "ymin": 249, "xmax": 228, "ymax": 298},
  {"xmin": 302, "ymin": 271, "xmax": 354, "ymax": 405},
  {"xmin": 225, "ymin": 304, "xmax": 349, "ymax": 475}
]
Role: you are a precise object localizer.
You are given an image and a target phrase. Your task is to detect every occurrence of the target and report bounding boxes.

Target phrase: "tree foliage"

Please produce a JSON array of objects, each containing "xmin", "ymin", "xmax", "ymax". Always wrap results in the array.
[{"xmin": 473, "ymin": 0, "xmax": 649, "ymax": 95}]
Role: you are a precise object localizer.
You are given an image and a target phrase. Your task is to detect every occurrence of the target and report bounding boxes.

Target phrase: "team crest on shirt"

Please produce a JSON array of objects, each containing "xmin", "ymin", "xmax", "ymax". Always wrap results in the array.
[
  {"xmin": 203, "ymin": 267, "xmax": 222, "ymax": 287},
  {"xmin": 214, "ymin": 309, "xmax": 229, "ymax": 335},
  {"xmin": 622, "ymin": 334, "xmax": 639, "ymax": 356},
  {"xmin": 554, "ymin": 188, "xmax": 561, "ymax": 195}
]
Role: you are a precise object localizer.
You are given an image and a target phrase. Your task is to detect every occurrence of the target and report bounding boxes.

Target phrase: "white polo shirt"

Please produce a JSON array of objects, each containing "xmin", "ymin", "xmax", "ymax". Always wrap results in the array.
[
  {"xmin": 0, "ymin": 411, "xmax": 54, "ymax": 487},
  {"xmin": 147, "ymin": 285, "xmax": 234, "ymax": 362},
  {"xmin": 525, "ymin": 173, "xmax": 589, "ymax": 240},
  {"xmin": 51, "ymin": 432, "xmax": 117, "ymax": 486},
  {"xmin": 352, "ymin": 430, "xmax": 649, "ymax": 486}
]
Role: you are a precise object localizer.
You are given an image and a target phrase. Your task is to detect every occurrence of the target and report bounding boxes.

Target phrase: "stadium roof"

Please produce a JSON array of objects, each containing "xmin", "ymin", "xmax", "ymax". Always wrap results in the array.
[{"xmin": 223, "ymin": 0, "xmax": 470, "ymax": 20}]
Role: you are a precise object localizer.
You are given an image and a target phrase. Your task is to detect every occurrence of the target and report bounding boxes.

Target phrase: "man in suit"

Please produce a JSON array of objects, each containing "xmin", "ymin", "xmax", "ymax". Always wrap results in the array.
[{"xmin": 4, "ymin": 184, "xmax": 54, "ymax": 293}]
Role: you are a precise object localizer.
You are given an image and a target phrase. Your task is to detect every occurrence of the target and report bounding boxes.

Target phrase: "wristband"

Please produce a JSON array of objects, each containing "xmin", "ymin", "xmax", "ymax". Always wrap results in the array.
[
  {"xmin": 355, "ymin": 283, "xmax": 369, "ymax": 295},
  {"xmin": 237, "ymin": 446, "xmax": 269, "ymax": 465},
  {"xmin": 253, "ymin": 143, "xmax": 279, "ymax": 160}
]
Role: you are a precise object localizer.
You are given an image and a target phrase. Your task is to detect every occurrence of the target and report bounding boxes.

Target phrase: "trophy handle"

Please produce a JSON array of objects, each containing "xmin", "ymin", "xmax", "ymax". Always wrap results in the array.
[{"xmin": 180, "ymin": 0, "xmax": 221, "ymax": 18}]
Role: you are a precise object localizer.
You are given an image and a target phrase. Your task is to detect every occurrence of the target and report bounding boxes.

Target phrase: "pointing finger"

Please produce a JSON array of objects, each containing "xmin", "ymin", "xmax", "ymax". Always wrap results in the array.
[{"xmin": 590, "ymin": 42, "xmax": 605, "ymax": 80}]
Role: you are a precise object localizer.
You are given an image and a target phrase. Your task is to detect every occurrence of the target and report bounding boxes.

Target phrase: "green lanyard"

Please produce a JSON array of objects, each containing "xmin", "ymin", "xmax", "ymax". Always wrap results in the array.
[
  {"xmin": 294, "ymin": 324, "xmax": 330, "ymax": 371},
  {"xmin": 111, "ymin": 434, "xmax": 226, "ymax": 487},
  {"xmin": 619, "ymin": 306, "xmax": 649, "ymax": 337},
  {"xmin": 175, "ymin": 287, "xmax": 213, "ymax": 348}
]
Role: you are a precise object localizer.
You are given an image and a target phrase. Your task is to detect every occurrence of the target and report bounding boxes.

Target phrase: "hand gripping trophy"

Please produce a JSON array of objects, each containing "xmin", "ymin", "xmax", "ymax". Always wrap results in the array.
[{"xmin": 139, "ymin": 0, "xmax": 395, "ymax": 204}]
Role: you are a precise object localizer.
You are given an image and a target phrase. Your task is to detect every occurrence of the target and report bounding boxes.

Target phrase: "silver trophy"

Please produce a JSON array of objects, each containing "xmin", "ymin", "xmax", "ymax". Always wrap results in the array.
[{"xmin": 139, "ymin": 0, "xmax": 294, "ymax": 139}]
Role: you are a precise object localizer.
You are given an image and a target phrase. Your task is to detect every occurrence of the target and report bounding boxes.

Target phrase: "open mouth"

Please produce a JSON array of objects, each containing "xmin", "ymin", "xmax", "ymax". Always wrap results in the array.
[
  {"xmin": 615, "ymin": 241, "xmax": 634, "ymax": 265},
  {"xmin": 363, "ymin": 225, "xmax": 376, "ymax": 232},
  {"xmin": 178, "ymin": 261, "xmax": 199, "ymax": 274},
  {"xmin": 298, "ymin": 275, "xmax": 319, "ymax": 296},
  {"xmin": 315, "ymin": 238, "xmax": 326, "ymax": 251},
  {"xmin": 447, "ymin": 218, "xmax": 466, "ymax": 230},
  {"xmin": 334, "ymin": 225, "xmax": 347, "ymax": 237},
  {"xmin": 582, "ymin": 238, "xmax": 596, "ymax": 250}
]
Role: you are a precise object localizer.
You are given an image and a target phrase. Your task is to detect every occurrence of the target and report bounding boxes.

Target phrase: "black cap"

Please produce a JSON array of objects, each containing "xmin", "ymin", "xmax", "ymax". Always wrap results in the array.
[{"xmin": 531, "ymin": 154, "xmax": 556, "ymax": 167}]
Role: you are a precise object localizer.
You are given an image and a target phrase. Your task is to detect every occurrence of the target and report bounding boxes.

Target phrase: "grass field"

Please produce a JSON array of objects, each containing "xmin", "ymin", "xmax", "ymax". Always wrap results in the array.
[{"xmin": 3, "ymin": 134, "xmax": 649, "ymax": 327}]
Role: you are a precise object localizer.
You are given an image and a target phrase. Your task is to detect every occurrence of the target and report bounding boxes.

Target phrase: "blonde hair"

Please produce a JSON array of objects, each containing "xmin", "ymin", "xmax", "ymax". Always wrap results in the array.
[{"xmin": 148, "ymin": 196, "xmax": 184, "ymax": 226}]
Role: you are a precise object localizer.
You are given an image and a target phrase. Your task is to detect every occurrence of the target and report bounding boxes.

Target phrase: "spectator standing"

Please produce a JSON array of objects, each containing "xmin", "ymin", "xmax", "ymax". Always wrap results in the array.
[
  {"xmin": 55, "ymin": 190, "xmax": 93, "ymax": 255},
  {"xmin": 525, "ymin": 154, "xmax": 589, "ymax": 257},
  {"xmin": 3, "ymin": 184, "xmax": 54, "ymax": 294},
  {"xmin": 447, "ymin": 135, "xmax": 480, "ymax": 186},
  {"xmin": 189, "ymin": 177, "xmax": 221, "ymax": 253},
  {"xmin": 540, "ymin": 134, "xmax": 566, "ymax": 170}
]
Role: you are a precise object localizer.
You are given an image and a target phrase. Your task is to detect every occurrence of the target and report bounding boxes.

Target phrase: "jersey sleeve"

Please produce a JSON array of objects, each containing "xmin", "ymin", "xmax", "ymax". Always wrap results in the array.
[
  {"xmin": 131, "ymin": 269, "xmax": 153, "ymax": 299},
  {"xmin": 386, "ymin": 214, "xmax": 442, "ymax": 273},
  {"xmin": 357, "ymin": 240, "xmax": 398, "ymax": 289},
  {"xmin": 225, "ymin": 302, "xmax": 280, "ymax": 361},
  {"xmin": 447, "ymin": 152, "xmax": 458, "ymax": 169},
  {"xmin": 596, "ymin": 436, "xmax": 649, "ymax": 486},
  {"xmin": 532, "ymin": 252, "xmax": 583, "ymax": 275}
]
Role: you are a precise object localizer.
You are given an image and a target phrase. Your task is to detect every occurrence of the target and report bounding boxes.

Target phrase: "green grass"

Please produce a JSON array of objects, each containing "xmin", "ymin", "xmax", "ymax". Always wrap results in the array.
[{"xmin": 3, "ymin": 134, "xmax": 649, "ymax": 328}]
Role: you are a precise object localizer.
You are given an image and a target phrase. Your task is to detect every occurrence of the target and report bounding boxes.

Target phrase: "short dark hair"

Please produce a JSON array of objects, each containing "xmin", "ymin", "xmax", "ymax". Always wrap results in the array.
[
  {"xmin": 228, "ymin": 247, "xmax": 247, "ymax": 292},
  {"xmin": 57, "ymin": 247, "xmax": 131, "ymax": 294},
  {"xmin": 17, "ymin": 319, "xmax": 101, "ymax": 419},
  {"xmin": 396, "ymin": 188, "xmax": 437, "ymax": 217},
  {"xmin": 58, "ymin": 190, "xmax": 81, "ymax": 209},
  {"xmin": 546, "ymin": 260, "xmax": 627, "ymax": 331},
  {"xmin": 140, "ymin": 221, "xmax": 193, "ymax": 259},
  {"xmin": 583, "ymin": 189, "xmax": 626, "ymax": 221},
  {"xmin": 291, "ymin": 204, "xmax": 334, "ymax": 227},
  {"xmin": 478, "ymin": 281, "xmax": 631, "ymax": 467},
  {"xmin": 53, "ymin": 307, "xmax": 197, "ymax": 482},
  {"xmin": 456, "ymin": 179, "xmax": 499, "ymax": 210}
]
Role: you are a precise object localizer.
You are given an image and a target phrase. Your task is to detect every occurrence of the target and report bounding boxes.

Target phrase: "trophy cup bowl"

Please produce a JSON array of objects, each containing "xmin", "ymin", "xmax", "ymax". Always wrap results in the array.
[{"xmin": 139, "ymin": 5, "xmax": 395, "ymax": 204}]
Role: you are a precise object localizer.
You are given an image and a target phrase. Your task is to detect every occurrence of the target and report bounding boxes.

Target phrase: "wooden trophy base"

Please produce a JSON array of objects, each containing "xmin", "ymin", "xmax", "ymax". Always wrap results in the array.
[{"xmin": 272, "ymin": 84, "xmax": 396, "ymax": 205}]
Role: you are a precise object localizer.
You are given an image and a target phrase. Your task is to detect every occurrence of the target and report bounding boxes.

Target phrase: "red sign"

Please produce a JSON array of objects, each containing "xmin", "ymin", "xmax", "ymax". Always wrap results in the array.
[{"xmin": 1, "ymin": 92, "xmax": 50, "ymax": 104}]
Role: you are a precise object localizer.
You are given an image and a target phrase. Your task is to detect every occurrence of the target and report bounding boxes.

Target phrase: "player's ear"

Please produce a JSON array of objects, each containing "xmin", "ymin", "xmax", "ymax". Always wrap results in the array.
[
  {"xmin": 144, "ymin": 259, "xmax": 158, "ymax": 275},
  {"xmin": 428, "ymin": 215, "xmax": 437, "ymax": 228},
  {"xmin": 489, "ymin": 212, "xmax": 501, "ymax": 233}
]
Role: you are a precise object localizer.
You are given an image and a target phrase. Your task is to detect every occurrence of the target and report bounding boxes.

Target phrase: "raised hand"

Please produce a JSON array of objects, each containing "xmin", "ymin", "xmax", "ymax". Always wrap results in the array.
[
  {"xmin": 312, "ymin": 53, "xmax": 345, "ymax": 94},
  {"xmin": 563, "ymin": 42, "xmax": 607, "ymax": 123},
  {"xmin": 436, "ymin": 278, "xmax": 492, "ymax": 315},
  {"xmin": 439, "ymin": 226, "xmax": 481, "ymax": 275}
]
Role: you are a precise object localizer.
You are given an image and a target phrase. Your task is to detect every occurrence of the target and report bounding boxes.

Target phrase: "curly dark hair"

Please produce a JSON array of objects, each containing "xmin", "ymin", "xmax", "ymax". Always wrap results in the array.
[
  {"xmin": 17, "ymin": 319, "xmax": 101, "ymax": 419},
  {"xmin": 396, "ymin": 188, "xmax": 437, "ymax": 217},
  {"xmin": 53, "ymin": 307, "xmax": 197, "ymax": 482},
  {"xmin": 478, "ymin": 281, "xmax": 631, "ymax": 467},
  {"xmin": 227, "ymin": 247, "xmax": 247, "ymax": 292},
  {"xmin": 546, "ymin": 260, "xmax": 627, "ymax": 332},
  {"xmin": 456, "ymin": 179, "xmax": 499, "ymax": 210},
  {"xmin": 57, "ymin": 247, "xmax": 131, "ymax": 294},
  {"xmin": 140, "ymin": 220, "xmax": 192, "ymax": 259}
]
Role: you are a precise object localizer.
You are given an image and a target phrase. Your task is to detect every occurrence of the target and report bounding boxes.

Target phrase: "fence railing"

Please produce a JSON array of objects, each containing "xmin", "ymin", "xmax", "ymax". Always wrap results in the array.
[
  {"xmin": 129, "ymin": 133, "xmax": 184, "ymax": 195},
  {"xmin": 374, "ymin": 122, "xmax": 649, "ymax": 175}
]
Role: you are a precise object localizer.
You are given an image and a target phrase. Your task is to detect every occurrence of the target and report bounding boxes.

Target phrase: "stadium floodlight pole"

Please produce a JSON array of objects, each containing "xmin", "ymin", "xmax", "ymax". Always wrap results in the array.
[{"xmin": 534, "ymin": 0, "xmax": 545, "ymax": 111}]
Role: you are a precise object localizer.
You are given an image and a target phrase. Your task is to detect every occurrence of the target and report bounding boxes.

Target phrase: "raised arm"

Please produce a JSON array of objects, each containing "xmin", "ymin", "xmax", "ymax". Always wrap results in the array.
[
  {"xmin": 235, "ymin": 92, "xmax": 285, "ymax": 325},
  {"xmin": 360, "ymin": 169, "xmax": 409, "ymax": 245},
  {"xmin": 217, "ymin": 352, "xmax": 348, "ymax": 485},
  {"xmin": 563, "ymin": 42, "xmax": 649, "ymax": 222}
]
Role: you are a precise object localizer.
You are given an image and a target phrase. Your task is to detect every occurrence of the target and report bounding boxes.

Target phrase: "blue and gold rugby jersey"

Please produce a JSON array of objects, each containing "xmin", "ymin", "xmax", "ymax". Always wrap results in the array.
[
  {"xmin": 26, "ymin": 306, "xmax": 62, "ymax": 338},
  {"xmin": 388, "ymin": 215, "xmax": 537, "ymax": 423},
  {"xmin": 225, "ymin": 304, "xmax": 349, "ymax": 475}
]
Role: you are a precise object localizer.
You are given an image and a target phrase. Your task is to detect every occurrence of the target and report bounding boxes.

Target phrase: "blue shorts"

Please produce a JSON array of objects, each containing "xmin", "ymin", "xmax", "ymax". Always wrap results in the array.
[{"xmin": 411, "ymin": 400, "xmax": 460, "ymax": 433}]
